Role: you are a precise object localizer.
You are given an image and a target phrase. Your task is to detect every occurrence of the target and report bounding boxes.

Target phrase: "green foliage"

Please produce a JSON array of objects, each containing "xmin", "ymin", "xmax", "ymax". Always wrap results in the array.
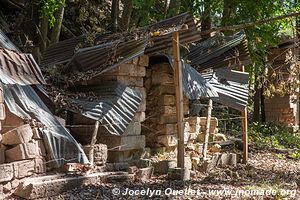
[
  {"xmin": 38, "ymin": 0, "xmax": 64, "ymax": 28},
  {"xmin": 289, "ymin": 150, "xmax": 300, "ymax": 160},
  {"xmin": 249, "ymin": 122, "xmax": 300, "ymax": 150}
]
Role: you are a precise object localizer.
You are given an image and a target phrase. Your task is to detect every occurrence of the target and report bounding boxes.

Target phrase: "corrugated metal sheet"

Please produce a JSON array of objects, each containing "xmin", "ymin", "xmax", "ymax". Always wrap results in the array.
[
  {"xmin": 41, "ymin": 13, "xmax": 201, "ymax": 68},
  {"xmin": 0, "ymin": 29, "xmax": 19, "ymax": 51},
  {"xmin": 64, "ymin": 37, "xmax": 149, "ymax": 75},
  {"xmin": 202, "ymin": 68, "xmax": 249, "ymax": 111},
  {"xmin": 150, "ymin": 55, "xmax": 218, "ymax": 99},
  {"xmin": 185, "ymin": 31, "xmax": 251, "ymax": 71},
  {"xmin": 0, "ymin": 47, "xmax": 46, "ymax": 85},
  {"xmin": 2, "ymin": 83, "xmax": 89, "ymax": 167},
  {"xmin": 68, "ymin": 82, "xmax": 142, "ymax": 136},
  {"xmin": 145, "ymin": 13, "xmax": 201, "ymax": 54}
]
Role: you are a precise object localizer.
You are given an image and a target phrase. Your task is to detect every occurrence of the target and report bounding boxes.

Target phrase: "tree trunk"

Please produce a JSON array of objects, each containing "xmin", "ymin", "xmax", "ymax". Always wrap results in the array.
[
  {"xmin": 111, "ymin": 0, "xmax": 119, "ymax": 32},
  {"xmin": 253, "ymin": 76, "xmax": 260, "ymax": 122},
  {"xmin": 260, "ymin": 85, "xmax": 266, "ymax": 122},
  {"xmin": 40, "ymin": 16, "xmax": 48, "ymax": 54},
  {"xmin": 50, "ymin": 0, "xmax": 66, "ymax": 45},
  {"xmin": 221, "ymin": 0, "xmax": 232, "ymax": 27},
  {"xmin": 120, "ymin": 0, "xmax": 133, "ymax": 31},
  {"xmin": 202, "ymin": 99, "xmax": 213, "ymax": 160},
  {"xmin": 201, "ymin": 0, "xmax": 212, "ymax": 39}
]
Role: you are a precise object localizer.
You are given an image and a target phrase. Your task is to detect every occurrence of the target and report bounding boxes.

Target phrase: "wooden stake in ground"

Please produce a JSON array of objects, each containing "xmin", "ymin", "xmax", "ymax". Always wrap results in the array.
[
  {"xmin": 242, "ymin": 108, "xmax": 248, "ymax": 163},
  {"xmin": 172, "ymin": 31, "xmax": 185, "ymax": 169},
  {"xmin": 202, "ymin": 99, "xmax": 213, "ymax": 160},
  {"xmin": 89, "ymin": 121, "xmax": 100, "ymax": 165}
]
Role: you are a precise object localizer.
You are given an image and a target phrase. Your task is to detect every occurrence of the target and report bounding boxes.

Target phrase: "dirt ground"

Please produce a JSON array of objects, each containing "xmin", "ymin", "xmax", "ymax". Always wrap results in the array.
[{"xmin": 33, "ymin": 149, "xmax": 299, "ymax": 200}]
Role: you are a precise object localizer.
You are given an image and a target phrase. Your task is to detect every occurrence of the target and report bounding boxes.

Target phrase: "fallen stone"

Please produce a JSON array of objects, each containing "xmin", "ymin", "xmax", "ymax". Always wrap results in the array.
[
  {"xmin": 184, "ymin": 156, "xmax": 192, "ymax": 170},
  {"xmin": 0, "ymin": 163, "xmax": 14, "ymax": 183},
  {"xmin": 128, "ymin": 166, "xmax": 138, "ymax": 174},
  {"xmin": 13, "ymin": 160, "xmax": 35, "ymax": 179},
  {"xmin": 211, "ymin": 153, "xmax": 238, "ymax": 167},
  {"xmin": 136, "ymin": 167, "xmax": 153, "ymax": 182},
  {"xmin": 105, "ymin": 173, "xmax": 135, "ymax": 183},
  {"xmin": 14, "ymin": 172, "xmax": 109, "ymax": 199},
  {"xmin": 198, "ymin": 160, "xmax": 213, "ymax": 173},
  {"xmin": 82, "ymin": 144, "xmax": 107, "ymax": 165},
  {"xmin": 2, "ymin": 124, "xmax": 33, "ymax": 145},
  {"xmin": 156, "ymin": 134, "xmax": 178, "ymax": 147},
  {"xmin": 209, "ymin": 144, "xmax": 222, "ymax": 153},
  {"xmin": 2, "ymin": 182, "xmax": 11, "ymax": 193},
  {"xmin": 168, "ymin": 167, "xmax": 190, "ymax": 181},
  {"xmin": 213, "ymin": 133, "xmax": 227, "ymax": 142},
  {"xmin": 99, "ymin": 135, "xmax": 145, "ymax": 151},
  {"xmin": 153, "ymin": 160, "xmax": 177, "ymax": 174},
  {"xmin": 5, "ymin": 142, "xmax": 38, "ymax": 162}
]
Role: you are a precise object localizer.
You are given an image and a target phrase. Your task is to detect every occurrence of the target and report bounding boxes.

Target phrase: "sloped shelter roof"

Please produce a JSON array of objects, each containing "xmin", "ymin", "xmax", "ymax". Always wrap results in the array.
[
  {"xmin": 185, "ymin": 31, "xmax": 251, "ymax": 71},
  {"xmin": 0, "ymin": 48, "xmax": 45, "ymax": 85},
  {"xmin": 202, "ymin": 68, "xmax": 249, "ymax": 111},
  {"xmin": 68, "ymin": 83, "xmax": 142, "ymax": 136}
]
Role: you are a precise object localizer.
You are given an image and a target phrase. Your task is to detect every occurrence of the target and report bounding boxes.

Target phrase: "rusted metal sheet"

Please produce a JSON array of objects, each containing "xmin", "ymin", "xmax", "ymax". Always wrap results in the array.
[
  {"xmin": 2, "ymin": 83, "xmax": 89, "ymax": 167},
  {"xmin": 0, "ymin": 29, "xmax": 19, "ymax": 51},
  {"xmin": 64, "ymin": 37, "xmax": 149, "ymax": 75},
  {"xmin": 202, "ymin": 68, "xmax": 249, "ymax": 111},
  {"xmin": 185, "ymin": 31, "xmax": 251, "ymax": 71},
  {"xmin": 41, "ymin": 13, "xmax": 201, "ymax": 68},
  {"xmin": 149, "ymin": 55, "xmax": 218, "ymax": 99},
  {"xmin": 68, "ymin": 82, "xmax": 142, "ymax": 136},
  {"xmin": 0, "ymin": 47, "xmax": 45, "ymax": 85}
]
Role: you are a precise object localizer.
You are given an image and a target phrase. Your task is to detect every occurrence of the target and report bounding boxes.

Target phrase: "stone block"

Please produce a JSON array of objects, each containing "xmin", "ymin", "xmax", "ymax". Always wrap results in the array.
[
  {"xmin": 156, "ymin": 134, "xmax": 177, "ymax": 147},
  {"xmin": 2, "ymin": 111, "xmax": 25, "ymax": 133},
  {"xmin": 211, "ymin": 153, "xmax": 237, "ymax": 167},
  {"xmin": 107, "ymin": 63, "xmax": 146, "ymax": 77},
  {"xmin": 32, "ymin": 128, "xmax": 43, "ymax": 140},
  {"xmin": 184, "ymin": 156, "xmax": 192, "ymax": 170},
  {"xmin": 82, "ymin": 144, "xmax": 107, "ymax": 165},
  {"xmin": 5, "ymin": 142, "xmax": 39, "ymax": 162},
  {"xmin": 199, "ymin": 117, "xmax": 218, "ymax": 127},
  {"xmin": 0, "ymin": 144, "xmax": 6, "ymax": 164},
  {"xmin": 159, "ymin": 115, "xmax": 177, "ymax": 124},
  {"xmin": 107, "ymin": 149, "xmax": 144, "ymax": 163},
  {"xmin": 0, "ymin": 103, "xmax": 5, "ymax": 120},
  {"xmin": 0, "ymin": 163, "xmax": 14, "ymax": 183},
  {"xmin": 156, "ymin": 124, "xmax": 177, "ymax": 135},
  {"xmin": 123, "ymin": 122, "xmax": 141, "ymax": 135},
  {"xmin": 105, "ymin": 173, "xmax": 135, "ymax": 183},
  {"xmin": 153, "ymin": 160, "xmax": 177, "ymax": 174},
  {"xmin": 153, "ymin": 85, "xmax": 175, "ymax": 95},
  {"xmin": 138, "ymin": 55, "xmax": 149, "ymax": 67},
  {"xmin": 34, "ymin": 140, "xmax": 47, "ymax": 156},
  {"xmin": 13, "ymin": 160, "xmax": 35, "ymax": 179},
  {"xmin": 136, "ymin": 167, "xmax": 153, "ymax": 182},
  {"xmin": 152, "ymin": 72, "xmax": 174, "ymax": 85},
  {"xmin": 133, "ymin": 112, "xmax": 145, "ymax": 122},
  {"xmin": 158, "ymin": 95, "xmax": 175, "ymax": 106},
  {"xmin": 99, "ymin": 135, "xmax": 145, "ymax": 151},
  {"xmin": 161, "ymin": 106, "xmax": 176, "ymax": 115},
  {"xmin": 34, "ymin": 158, "xmax": 46, "ymax": 174},
  {"xmin": 2, "ymin": 124, "xmax": 33, "ymax": 145},
  {"xmin": 168, "ymin": 167, "xmax": 190, "ymax": 181}
]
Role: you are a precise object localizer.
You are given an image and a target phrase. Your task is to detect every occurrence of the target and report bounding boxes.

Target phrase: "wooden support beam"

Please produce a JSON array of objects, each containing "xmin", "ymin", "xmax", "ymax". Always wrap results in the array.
[
  {"xmin": 89, "ymin": 121, "xmax": 100, "ymax": 165},
  {"xmin": 242, "ymin": 108, "xmax": 248, "ymax": 163},
  {"xmin": 202, "ymin": 99, "xmax": 213, "ymax": 160},
  {"xmin": 172, "ymin": 31, "xmax": 185, "ymax": 169}
]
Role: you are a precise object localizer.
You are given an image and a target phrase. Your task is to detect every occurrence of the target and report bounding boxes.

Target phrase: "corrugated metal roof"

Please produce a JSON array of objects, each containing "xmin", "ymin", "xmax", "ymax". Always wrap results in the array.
[
  {"xmin": 2, "ymin": 83, "xmax": 89, "ymax": 167},
  {"xmin": 64, "ymin": 37, "xmax": 149, "ymax": 76},
  {"xmin": 69, "ymin": 82, "xmax": 142, "ymax": 136},
  {"xmin": 202, "ymin": 68, "xmax": 249, "ymax": 111},
  {"xmin": 149, "ymin": 55, "xmax": 218, "ymax": 99},
  {"xmin": 0, "ymin": 47, "xmax": 46, "ymax": 85},
  {"xmin": 41, "ymin": 13, "xmax": 201, "ymax": 68},
  {"xmin": 0, "ymin": 29, "xmax": 19, "ymax": 52},
  {"xmin": 185, "ymin": 31, "xmax": 251, "ymax": 71}
]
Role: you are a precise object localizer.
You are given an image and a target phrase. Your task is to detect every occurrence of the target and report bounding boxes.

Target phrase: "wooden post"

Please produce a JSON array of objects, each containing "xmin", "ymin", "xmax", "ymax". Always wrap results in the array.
[
  {"xmin": 202, "ymin": 99, "xmax": 213, "ymax": 160},
  {"xmin": 172, "ymin": 31, "xmax": 185, "ymax": 169},
  {"xmin": 242, "ymin": 108, "xmax": 248, "ymax": 163},
  {"xmin": 89, "ymin": 121, "xmax": 100, "ymax": 165},
  {"xmin": 240, "ymin": 65, "xmax": 248, "ymax": 164}
]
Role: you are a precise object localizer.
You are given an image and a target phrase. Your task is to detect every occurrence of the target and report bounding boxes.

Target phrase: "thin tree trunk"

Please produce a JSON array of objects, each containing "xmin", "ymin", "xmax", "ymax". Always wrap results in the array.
[
  {"xmin": 89, "ymin": 121, "xmax": 100, "ymax": 166},
  {"xmin": 120, "ymin": 0, "xmax": 133, "ymax": 31},
  {"xmin": 253, "ymin": 76, "xmax": 260, "ymax": 122},
  {"xmin": 260, "ymin": 85, "xmax": 266, "ymax": 122},
  {"xmin": 201, "ymin": 0, "xmax": 211, "ymax": 39},
  {"xmin": 111, "ymin": 0, "xmax": 119, "ymax": 32},
  {"xmin": 203, "ymin": 99, "xmax": 213, "ymax": 160},
  {"xmin": 40, "ymin": 16, "xmax": 48, "ymax": 54},
  {"xmin": 50, "ymin": 0, "xmax": 66, "ymax": 45}
]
